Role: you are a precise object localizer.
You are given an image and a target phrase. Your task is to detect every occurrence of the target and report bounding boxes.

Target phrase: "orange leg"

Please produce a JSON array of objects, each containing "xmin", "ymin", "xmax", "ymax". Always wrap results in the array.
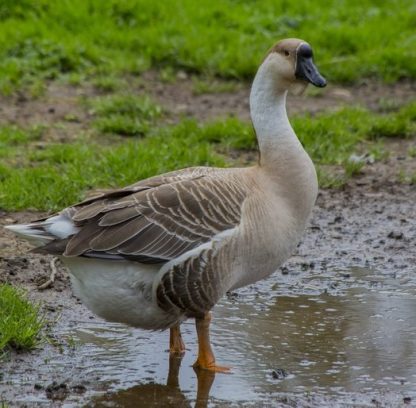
[
  {"xmin": 169, "ymin": 324, "xmax": 186, "ymax": 354},
  {"xmin": 193, "ymin": 312, "xmax": 230, "ymax": 373}
]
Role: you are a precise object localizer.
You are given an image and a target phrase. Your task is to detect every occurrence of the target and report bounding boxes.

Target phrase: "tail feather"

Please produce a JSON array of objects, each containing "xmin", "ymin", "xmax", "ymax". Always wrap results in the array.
[
  {"xmin": 5, "ymin": 213, "xmax": 78, "ymax": 248},
  {"xmin": 4, "ymin": 223, "xmax": 54, "ymax": 247}
]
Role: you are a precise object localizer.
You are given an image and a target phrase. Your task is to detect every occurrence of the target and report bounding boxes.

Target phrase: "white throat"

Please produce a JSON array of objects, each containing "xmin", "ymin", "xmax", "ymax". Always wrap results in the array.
[
  {"xmin": 249, "ymin": 58, "xmax": 303, "ymax": 168},
  {"xmin": 249, "ymin": 56, "xmax": 318, "ymax": 218}
]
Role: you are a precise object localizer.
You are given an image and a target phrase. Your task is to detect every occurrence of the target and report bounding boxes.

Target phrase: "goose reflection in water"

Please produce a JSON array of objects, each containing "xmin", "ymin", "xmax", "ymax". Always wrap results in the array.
[{"xmin": 90, "ymin": 355, "xmax": 215, "ymax": 408}]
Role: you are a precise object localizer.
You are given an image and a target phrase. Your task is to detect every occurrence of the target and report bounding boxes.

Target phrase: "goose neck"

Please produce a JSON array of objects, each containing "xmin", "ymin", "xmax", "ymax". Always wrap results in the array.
[{"xmin": 250, "ymin": 65, "xmax": 302, "ymax": 168}]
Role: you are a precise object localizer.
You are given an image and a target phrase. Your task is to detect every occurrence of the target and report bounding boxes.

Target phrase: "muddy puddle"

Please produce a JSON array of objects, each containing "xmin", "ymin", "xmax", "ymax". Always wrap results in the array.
[
  {"xmin": 1, "ymin": 189, "xmax": 415, "ymax": 407},
  {"xmin": 2, "ymin": 266, "xmax": 416, "ymax": 407}
]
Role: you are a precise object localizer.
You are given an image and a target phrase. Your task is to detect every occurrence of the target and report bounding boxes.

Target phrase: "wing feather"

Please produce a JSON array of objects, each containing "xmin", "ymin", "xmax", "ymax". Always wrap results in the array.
[
  {"xmin": 50, "ymin": 167, "xmax": 248, "ymax": 263},
  {"xmin": 64, "ymin": 221, "xmax": 103, "ymax": 256},
  {"xmin": 89, "ymin": 216, "xmax": 149, "ymax": 251},
  {"xmin": 98, "ymin": 205, "xmax": 140, "ymax": 226}
]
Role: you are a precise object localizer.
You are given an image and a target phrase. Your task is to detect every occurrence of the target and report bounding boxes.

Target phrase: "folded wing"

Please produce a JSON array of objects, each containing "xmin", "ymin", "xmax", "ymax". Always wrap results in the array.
[{"xmin": 42, "ymin": 167, "xmax": 248, "ymax": 265}]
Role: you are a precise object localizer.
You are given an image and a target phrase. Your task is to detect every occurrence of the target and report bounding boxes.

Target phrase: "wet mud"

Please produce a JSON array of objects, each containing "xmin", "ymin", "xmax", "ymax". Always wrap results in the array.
[{"xmin": 1, "ymin": 183, "xmax": 416, "ymax": 407}]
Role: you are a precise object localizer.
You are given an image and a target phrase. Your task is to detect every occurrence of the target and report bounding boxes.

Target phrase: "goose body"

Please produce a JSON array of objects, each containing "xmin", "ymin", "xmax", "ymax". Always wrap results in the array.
[{"xmin": 6, "ymin": 38, "xmax": 326, "ymax": 371}]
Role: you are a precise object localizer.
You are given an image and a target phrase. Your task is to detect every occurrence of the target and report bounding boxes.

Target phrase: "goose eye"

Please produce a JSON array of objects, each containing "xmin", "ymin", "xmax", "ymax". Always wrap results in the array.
[{"xmin": 284, "ymin": 50, "xmax": 290, "ymax": 56}]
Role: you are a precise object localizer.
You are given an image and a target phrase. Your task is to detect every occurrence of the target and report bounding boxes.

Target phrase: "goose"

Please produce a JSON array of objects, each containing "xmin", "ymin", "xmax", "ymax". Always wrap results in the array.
[{"xmin": 5, "ymin": 38, "xmax": 326, "ymax": 372}]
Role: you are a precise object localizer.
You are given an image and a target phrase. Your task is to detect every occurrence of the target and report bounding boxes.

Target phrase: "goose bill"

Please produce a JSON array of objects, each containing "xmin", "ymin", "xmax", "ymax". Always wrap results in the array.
[{"xmin": 295, "ymin": 52, "xmax": 326, "ymax": 87}]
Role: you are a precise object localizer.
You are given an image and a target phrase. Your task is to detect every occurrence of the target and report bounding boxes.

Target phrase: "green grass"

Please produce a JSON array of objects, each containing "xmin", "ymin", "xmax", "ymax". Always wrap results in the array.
[
  {"xmin": 92, "ymin": 76, "xmax": 126, "ymax": 93},
  {"xmin": 0, "ymin": 121, "xmax": 226, "ymax": 210},
  {"xmin": 0, "ymin": 101, "xmax": 415, "ymax": 210},
  {"xmin": 89, "ymin": 94, "xmax": 162, "ymax": 136},
  {"xmin": 398, "ymin": 170, "xmax": 416, "ymax": 185},
  {"xmin": 192, "ymin": 78, "xmax": 240, "ymax": 95},
  {"xmin": 0, "ymin": 0, "xmax": 414, "ymax": 94},
  {"xmin": 0, "ymin": 284, "xmax": 44, "ymax": 353},
  {"xmin": 408, "ymin": 146, "xmax": 416, "ymax": 158},
  {"xmin": 0, "ymin": 125, "xmax": 43, "ymax": 146}
]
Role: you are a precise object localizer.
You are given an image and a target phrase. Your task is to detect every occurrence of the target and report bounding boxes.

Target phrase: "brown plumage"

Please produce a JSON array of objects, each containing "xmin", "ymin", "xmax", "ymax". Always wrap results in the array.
[
  {"xmin": 59, "ymin": 168, "xmax": 247, "ymax": 268},
  {"xmin": 6, "ymin": 38, "xmax": 326, "ymax": 372}
]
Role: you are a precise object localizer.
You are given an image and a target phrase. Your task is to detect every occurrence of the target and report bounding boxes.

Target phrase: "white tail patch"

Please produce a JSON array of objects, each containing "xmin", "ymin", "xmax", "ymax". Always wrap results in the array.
[
  {"xmin": 5, "ymin": 214, "xmax": 79, "ymax": 247},
  {"xmin": 42, "ymin": 215, "xmax": 78, "ymax": 239}
]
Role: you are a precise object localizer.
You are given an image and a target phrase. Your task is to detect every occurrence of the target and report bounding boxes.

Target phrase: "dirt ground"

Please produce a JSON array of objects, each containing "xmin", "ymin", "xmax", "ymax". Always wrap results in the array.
[
  {"xmin": 0, "ymin": 78, "xmax": 416, "ymax": 407},
  {"xmin": 1, "ymin": 175, "xmax": 416, "ymax": 407},
  {"xmin": 0, "ymin": 75, "xmax": 415, "ymax": 134}
]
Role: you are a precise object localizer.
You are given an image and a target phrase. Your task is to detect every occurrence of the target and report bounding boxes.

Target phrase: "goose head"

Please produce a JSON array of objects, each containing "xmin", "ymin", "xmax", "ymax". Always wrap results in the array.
[{"xmin": 263, "ymin": 38, "xmax": 326, "ymax": 93}]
